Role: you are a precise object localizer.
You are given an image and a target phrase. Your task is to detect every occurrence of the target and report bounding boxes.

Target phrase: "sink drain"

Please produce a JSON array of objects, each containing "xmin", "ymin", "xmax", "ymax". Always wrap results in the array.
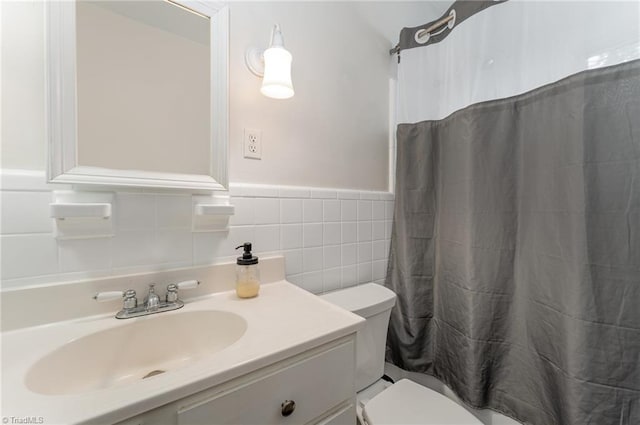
[{"xmin": 142, "ymin": 370, "xmax": 166, "ymax": 379}]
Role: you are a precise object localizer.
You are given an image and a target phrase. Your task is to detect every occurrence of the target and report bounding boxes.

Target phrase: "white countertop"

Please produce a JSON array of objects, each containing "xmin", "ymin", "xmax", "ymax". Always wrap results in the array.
[{"xmin": 1, "ymin": 281, "xmax": 364, "ymax": 425}]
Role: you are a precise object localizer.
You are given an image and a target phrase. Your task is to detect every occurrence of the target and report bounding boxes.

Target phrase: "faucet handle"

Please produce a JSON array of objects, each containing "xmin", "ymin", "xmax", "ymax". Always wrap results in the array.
[
  {"xmin": 94, "ymin": 291, "xmax": 125, "ymax": 302},
  {"xmin": 166, "ymin": 284, "xmax": 179, "ymax": 303},
  {"xmin": 165, "ymin": 280, "xmax": 199, "ymax": 303},
  {"xmin": 176, "ymin": 280, "xmax": 199, "ymax": 290},
  {"xmin": 94, "ymin": 289, "xmax": 138, "ymax": 309},
  {"xmin": 123, "ymin": 289, "xmax": 137, "ymax": 309}
]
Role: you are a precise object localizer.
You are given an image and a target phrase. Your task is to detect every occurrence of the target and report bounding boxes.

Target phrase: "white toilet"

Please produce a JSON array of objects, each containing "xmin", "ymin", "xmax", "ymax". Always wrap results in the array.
[{"xmin": 321, "ymin": 283, "xmax": 482, "ymax": 425}]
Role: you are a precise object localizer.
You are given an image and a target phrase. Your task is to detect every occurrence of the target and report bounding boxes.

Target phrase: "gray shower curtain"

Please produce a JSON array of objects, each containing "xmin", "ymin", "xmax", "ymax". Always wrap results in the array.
[{"xmin": 385, "ymin": 60, "xmax": 640, "ymax": 424}]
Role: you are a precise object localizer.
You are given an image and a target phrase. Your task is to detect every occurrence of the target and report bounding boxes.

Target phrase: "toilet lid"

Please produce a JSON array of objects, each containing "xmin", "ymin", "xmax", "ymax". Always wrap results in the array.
[
  {"xmin": 363, "ymin": 379, "xmax": 482, "ymax": 425},
  {"xmin": 320, "ymin": 283, "xmax": 396, "ymax": 318}
]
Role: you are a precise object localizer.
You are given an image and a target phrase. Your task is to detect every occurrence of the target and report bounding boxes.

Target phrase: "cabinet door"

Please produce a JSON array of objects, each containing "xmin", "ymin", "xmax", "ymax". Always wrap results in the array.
[{"xmin": 177, "ymin": 341, "xmax": 355, "ymax": 425}]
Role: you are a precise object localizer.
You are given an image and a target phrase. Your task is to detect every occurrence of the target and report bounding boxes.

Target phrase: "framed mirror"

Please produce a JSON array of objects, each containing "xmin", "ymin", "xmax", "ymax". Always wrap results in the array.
[{"xmin": 46, "ymin": 0, "xmax": 229, "ymax": 190}]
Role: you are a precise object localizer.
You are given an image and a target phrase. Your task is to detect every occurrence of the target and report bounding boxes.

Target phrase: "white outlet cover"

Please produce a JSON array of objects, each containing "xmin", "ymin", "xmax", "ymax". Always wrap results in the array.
[{"xmin": 243, "ymin": 128, "xmax": 262, "ymax": 160}]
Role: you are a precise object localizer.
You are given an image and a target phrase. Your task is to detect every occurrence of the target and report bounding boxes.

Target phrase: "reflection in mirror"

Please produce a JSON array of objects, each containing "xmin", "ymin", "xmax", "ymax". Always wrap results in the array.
[
  {"xmin": 46, "ymin": 0, "xmax": 228, "ymax": 190},
  {"xmin": 76, "ymin": 1, "xmax": 210, "ymax": 175}
]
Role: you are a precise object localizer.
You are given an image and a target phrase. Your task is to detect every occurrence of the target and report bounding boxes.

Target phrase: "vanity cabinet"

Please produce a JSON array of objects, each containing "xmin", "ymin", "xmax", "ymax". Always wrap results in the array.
[{"xmin": 115, "ymin": 337, "xmax": 356, "ymax": 425}]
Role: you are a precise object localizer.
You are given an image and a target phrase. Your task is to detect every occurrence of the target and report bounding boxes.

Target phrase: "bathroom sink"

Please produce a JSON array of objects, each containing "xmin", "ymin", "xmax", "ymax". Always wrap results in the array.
[{"xmin": 25, "ymin": 310, "xmax": 247, "ymax": 395}]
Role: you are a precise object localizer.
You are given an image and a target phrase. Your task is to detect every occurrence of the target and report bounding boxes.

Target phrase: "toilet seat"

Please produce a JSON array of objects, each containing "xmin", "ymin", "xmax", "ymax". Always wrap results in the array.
[{"xmin": 362, "ymin": 379, "xmax": 482, "ymax": 425}]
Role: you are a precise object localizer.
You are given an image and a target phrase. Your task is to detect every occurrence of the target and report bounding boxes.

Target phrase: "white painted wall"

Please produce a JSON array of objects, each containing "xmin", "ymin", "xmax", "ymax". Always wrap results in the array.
[
  {"xmin": 1, "ymin": 1, "xmax": 446, "ymax": 190},
  {"xmin": 229, "ymin": 2, "xmax": 448, "ymax": 190},
  {"xmin": 1, "ymin": 1, "xmax": 46, "ymax": 171},
  {"xmin": 229, "ymin": 2, "xmax": 392, "ymax": 190},
  {"xmin": 0, "ymin": 1, "xmax": 444, "ymax": 289}
]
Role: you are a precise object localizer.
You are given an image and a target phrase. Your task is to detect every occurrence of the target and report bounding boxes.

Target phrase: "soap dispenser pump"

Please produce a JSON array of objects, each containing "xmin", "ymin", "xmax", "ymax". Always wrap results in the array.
[{"xmin": 235, "ymin": 242, "xmax": 260, "ymax": 298}]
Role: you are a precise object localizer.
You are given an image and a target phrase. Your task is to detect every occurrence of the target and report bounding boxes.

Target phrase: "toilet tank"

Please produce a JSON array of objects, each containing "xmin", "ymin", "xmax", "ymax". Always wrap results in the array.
[{"xmin": 321, "ymin": 283, "xmax": 397, "ymax": 392}]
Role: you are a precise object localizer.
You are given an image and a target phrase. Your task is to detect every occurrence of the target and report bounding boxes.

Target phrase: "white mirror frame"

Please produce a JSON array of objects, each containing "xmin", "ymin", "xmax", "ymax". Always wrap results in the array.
[{"xmin": 46, "ymin": 1, "xmax": 229, "ymax": 191}]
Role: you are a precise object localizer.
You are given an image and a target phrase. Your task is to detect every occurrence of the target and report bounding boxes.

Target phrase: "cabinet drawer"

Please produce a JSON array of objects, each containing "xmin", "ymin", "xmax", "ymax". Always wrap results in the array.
[
  {"xmin": 177, "ymin": 341, "xmax": 355, "ymax": 425},
  {"xmin": 316, "ymin": 403, "xmax": 356, "ymax": 425}
]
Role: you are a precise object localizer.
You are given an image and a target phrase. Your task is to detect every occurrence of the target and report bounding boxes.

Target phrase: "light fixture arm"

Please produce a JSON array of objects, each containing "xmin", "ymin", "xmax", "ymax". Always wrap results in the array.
[{"xmin": 270, "ymin": 24, "xmax": 284, "ymax": 48}]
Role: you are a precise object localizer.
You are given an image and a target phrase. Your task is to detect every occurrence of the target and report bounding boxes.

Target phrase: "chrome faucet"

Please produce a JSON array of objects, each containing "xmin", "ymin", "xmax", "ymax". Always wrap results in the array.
[
  {"xmin": 94, "ymin": 280, "xmax": 200, "ymax": 319},
  {"xmin": 144, "ymin": 284, "xmax": 160, "ymax": 312}
]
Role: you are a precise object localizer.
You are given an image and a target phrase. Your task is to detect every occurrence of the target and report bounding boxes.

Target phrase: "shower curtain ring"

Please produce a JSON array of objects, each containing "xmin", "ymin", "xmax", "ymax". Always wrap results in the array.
[{"xmin": 415, "ymin": 9, "xmax": 456, "ymax": 44}]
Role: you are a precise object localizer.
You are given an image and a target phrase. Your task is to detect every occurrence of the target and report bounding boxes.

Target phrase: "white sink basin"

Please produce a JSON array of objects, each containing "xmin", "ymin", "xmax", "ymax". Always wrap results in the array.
[{"xmin": 25, "ymin": 310, "xmax": 247, "ymax": 395}]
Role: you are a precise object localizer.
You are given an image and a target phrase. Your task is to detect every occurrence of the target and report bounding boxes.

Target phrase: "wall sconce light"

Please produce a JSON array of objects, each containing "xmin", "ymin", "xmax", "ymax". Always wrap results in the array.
[{"xmin": 245, "ymin": 24, "xmax": 295, "ymax": 100}]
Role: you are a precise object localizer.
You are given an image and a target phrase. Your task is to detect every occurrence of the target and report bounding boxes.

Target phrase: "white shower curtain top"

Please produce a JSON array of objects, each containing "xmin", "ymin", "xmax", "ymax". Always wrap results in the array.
[{"xmin": 396, "ymin": 0, "xmax": 640, "ymax": 124}]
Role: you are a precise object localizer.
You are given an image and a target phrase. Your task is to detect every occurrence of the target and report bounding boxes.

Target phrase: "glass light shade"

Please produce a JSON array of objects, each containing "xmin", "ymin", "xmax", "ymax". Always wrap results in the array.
[{"xmin": 260, "ymin": 46, "xmax": 294, "ymax": 99}]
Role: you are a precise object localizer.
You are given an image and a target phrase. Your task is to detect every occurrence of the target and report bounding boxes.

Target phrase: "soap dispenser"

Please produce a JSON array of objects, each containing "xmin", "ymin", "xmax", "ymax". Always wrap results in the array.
[{"xmin": 235, "ymin": 242, "xmax": 260, "ymax": 298}]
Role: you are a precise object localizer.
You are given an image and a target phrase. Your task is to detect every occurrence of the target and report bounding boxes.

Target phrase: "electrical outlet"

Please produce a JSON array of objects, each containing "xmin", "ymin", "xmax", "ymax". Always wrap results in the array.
[{"xmin": 243, "ymin": 128, "xmax": 262, "ymax": 160}]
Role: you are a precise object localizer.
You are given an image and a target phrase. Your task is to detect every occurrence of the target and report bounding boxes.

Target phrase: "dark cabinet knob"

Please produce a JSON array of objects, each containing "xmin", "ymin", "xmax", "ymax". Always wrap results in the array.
[{"xmin": 281, "ymin": 400, "xmax": 296, "ymax": 417}]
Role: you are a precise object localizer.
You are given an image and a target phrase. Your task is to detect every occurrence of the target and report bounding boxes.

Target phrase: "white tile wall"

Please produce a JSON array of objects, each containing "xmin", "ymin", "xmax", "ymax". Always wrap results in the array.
[
  {"xmin": 323, "ymin": 223, "xmax": 341, "ymax": 245},
  {"xmin": 323, "ymin": 200, "xmax": 341, "ymax": 222},
  {"xmin": 303, "ymin": 223, "xmax": 323, "ymax": 247},
  {"xmin": 358, "ymin": 242, "xmax": 373, "ymax": 263},
  {"xmin": 253, "ymin": 198, "xmax": 280, "ymax": 225},
  {"xmin": 341, "ymin": 200, "xmax": 357, "ymax": 221},
  {"xmin": 372, "ymin": 200, "xmax": 385, "ymax": 221},
  {"xmin": 254, "ymin": 225, "xmax": 280, "ymax": 252},
  {"xmin": 342, "ymin": 244, "xmax": 357, "ymax": 266},
  {"xmin": 342, "ymin": 222, "xmax": 357, "ymax": 243},
  {"xmin": 280, "ymin": 199, "xmax": 302, "ymax": 224},
  {"xmin": 1, "ymin": 191, "xmax": 53, "ymax": 233},
  {"xmin": 116, "ymin": 193, "xmax": 156, "ymax": 230},
  {"xmin": 229, "ymin": 197, "xmax": 254, "ymax": 225},
  {"xmin": 323, "ymin": 267, "xmax": 341, "ymax": 292},
  {"xmin": 283, "ymin": 249, "xmax": 303, "ymax": 275},
  {"xmin": 281, "ymin": 224, "xmax": 302, "ymax": 249},
  {"xmin": 342, "ymin": 265, "xmax": 357, "ymax": 286},
  {"xmin": 301, "ymin": 270, "xmax": 323, "ymax": 293},
  {"xmin": 357, "ymin": 200, "xmax": 372, "ymax": 221},
  {"xmin": 156, "ymin": 194, "xmax": 192, "ymax": 228},
  {"xmin": 59, "ymin": 238, "xmax": 111, "ymax": 273},
  {"xmin": 303, "ymin": 199, "xmax": 323, "ymax": 223},
  {"xmin": 193, "ymin": 232, "xmax": 226, "ymax": 265},
  {"xmin": 1, "ymin": 234, "xmax": 59, "ymax": 279},
  {"xmin": 358, "ymin": 221, "xmax": 372, "ymax": 242},
  {"xmin": 372, "ymin": 220, "xmax": 385, "ymax": 241},
  {"xmin": 0, "ymin": 171, "xmax": 394, "ymax": 294},
  {"xmin": 303, "ymin": 247, "xmax": 324, "ymax": 273},
  {"xmin": 112, "ymin": 230, "xmax": 157, "ymax": 268},
  {"xmin": 323, "ymin": 245, "xmax": 341, "ymax": 269}
]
